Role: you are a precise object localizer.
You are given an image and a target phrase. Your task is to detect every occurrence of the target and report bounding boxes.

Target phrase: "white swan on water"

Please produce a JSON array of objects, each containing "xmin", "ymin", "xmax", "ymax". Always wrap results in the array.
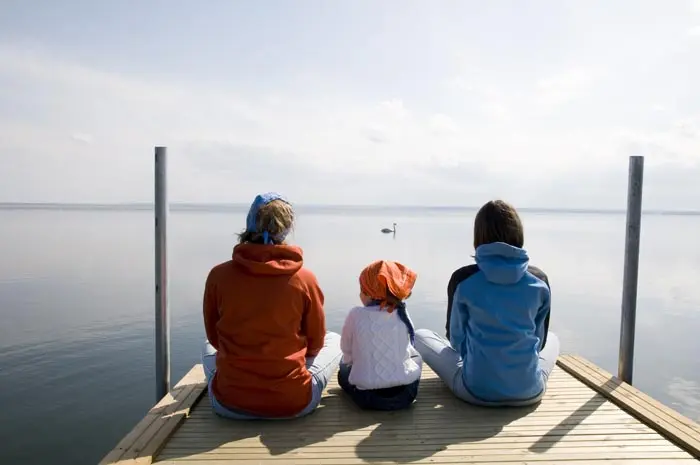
[{"xmin": 381, "ymin": 223, "xmax": 397, "ymax": 234}]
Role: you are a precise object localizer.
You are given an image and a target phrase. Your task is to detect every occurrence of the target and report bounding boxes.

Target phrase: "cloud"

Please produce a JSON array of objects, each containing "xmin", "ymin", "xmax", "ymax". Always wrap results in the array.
[
  {"xmin": 617, "ymin": 119, "xmax": 700, "ymax": 165},
  {"xmin": 534, "ymin": 68, "xmax": 599, "ymax": 110},
  {"xmin": 443, "ymin": 75, "xmax": 513, "ymax": 121},
  {"xmin": 689, "ymin": 25, "xmax": 700, "ymax": 37},
  {"xmin": 70, "ymin": 133, "xmax": 93, "ymax": 144},
  {"xmin": 0, "ymin": 21, "xmax": 699, "ymax": 209},
  {"xmin": 376, "ymin": 99, "xmax": 408, "ymax": 120},
  {"xmin": 481, "ymin": 102, "xmax": 512, "ymax": 122},
  {"xmin": 363, "ymin": 126, "xmax": 388, "ymax": 144},
  {"xmin": 428, "ymin": 114, "xmax": 458, "ymax": 135}
]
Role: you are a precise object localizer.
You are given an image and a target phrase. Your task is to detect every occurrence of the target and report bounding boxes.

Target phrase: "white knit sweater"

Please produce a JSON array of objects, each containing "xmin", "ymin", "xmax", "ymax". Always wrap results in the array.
[{"xmin": 340, "ymin": 305, "xmax": 422, "ymax": 390}]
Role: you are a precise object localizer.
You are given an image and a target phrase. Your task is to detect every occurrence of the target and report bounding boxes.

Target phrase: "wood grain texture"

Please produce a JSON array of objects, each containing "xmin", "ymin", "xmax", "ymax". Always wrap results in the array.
[
  {"xmin": 558, "ymin": 354, "xmax": 700, "ymax": 459},
  {"xmin": 99, "ymin": 365, "xmax": 208, "ymax": 464},
  {"xmin": 139, "ymin": 357, "xmax": 698, "ymax": 464}
]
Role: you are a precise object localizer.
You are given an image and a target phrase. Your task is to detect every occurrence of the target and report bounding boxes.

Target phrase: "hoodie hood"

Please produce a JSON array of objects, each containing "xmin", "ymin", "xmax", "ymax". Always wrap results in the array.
[
  {"xmin": 232, "ymin": 243, "xmax": 303, "ymax": 276},
  {"xmin": 475, "ymin": 242, "xmax": 529, "ymax": 285}
]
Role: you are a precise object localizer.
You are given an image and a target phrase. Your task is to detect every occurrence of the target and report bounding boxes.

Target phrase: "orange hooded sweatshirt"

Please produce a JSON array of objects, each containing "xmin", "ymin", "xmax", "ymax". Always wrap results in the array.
[{"xmin": 203, "ymin": 243, "xmax": 326, "ymax": 417}]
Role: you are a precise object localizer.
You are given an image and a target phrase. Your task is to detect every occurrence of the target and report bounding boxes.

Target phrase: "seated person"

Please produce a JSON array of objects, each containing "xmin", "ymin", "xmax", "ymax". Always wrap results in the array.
[
  {"xmin": 201, "ymin": 192, "xmax": 342, "ymax": 419},
  {"xmin": 415, "ymin": 200, "xmax": 560, "ymax": 406},
  {"xmin": 338, "ymin": 260, "xmax": 422, "ymax": 410}
]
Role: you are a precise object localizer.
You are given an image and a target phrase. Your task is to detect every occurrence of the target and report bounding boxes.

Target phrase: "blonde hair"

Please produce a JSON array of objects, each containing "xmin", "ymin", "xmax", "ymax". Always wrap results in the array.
[{"xmin": 238, "ymin": 199, "xmax": 295, "ymax": 244}]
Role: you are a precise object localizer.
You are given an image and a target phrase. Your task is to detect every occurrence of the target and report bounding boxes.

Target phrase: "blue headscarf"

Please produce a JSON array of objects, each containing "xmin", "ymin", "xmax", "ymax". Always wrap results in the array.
[{"xmin": 245, "ymin": 192, "xmax": 292, "ymax": 245}]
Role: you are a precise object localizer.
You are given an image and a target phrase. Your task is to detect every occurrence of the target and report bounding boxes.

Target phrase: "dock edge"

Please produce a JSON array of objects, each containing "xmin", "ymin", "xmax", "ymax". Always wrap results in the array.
[
  {"xmin": 98, "ymin": 364, "xmax": 207, "ymax": 464},
  {"xmin": 98, "ymin": 354, "xmax": 700, "ymax": 464},
  {"xmin": 557, "ymin": 354, "xmax": 700, "ymax": 459}
]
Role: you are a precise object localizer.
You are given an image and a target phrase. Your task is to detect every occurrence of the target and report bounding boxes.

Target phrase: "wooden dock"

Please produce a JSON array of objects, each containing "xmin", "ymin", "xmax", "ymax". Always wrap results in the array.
[{"xmin": 100, "ymin": 355, "xmax": 700, "ymax": 464}]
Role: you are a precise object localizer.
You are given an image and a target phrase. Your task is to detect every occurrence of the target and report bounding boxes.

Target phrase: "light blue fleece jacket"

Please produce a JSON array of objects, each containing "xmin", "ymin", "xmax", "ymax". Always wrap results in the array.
[{"xmin": 449, "ymin": 242, "xmax": 551, "ymax": 401}]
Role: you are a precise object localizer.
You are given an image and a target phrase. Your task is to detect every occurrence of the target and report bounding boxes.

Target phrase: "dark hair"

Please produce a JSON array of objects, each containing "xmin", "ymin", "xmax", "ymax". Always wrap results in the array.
[
  {"xmin": 385, "ymin": 290, "xmax": 412, "ymax": 307},
  {"xmin": 238, "ymin": 199, "xmax": 295, "ymax": 244},
  {"xmin": 473, "ymin": 200, "xmax": 524, "ymax": 249}
]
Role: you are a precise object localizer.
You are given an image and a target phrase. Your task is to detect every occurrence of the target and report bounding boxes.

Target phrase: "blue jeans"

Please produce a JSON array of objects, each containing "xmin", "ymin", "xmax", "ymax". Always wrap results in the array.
[
  {"xmin": 202, "ymin": 331, "xmax": 342, "ymax": 419},
  {"xmin": 337, "ymin": 361, "xmax": 420, "ymax": 411},
  {"xmin": 414, "ymin": 328, "xmax": 561, "ymax": 407}
]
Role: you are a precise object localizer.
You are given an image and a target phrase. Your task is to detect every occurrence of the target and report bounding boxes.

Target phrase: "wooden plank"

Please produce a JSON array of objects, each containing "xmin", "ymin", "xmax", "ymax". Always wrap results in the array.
[
  {"xmin": 100, "ymin": 364, "xmax": 208, "ymax": 465},
  {"xmin": 157, "ymin": 461, "xmax": 699, "ymax": 465},
  {"xmin": 167, "ymin": 424, "xmax": 658, "ymax": 439},
  {"xmin": 572, "ymin": 356, "xmax": 700, "ymax": 433},
  {"xmin": 321, "ymin": 373, "xmax": 576, "ymax": 387},
  {"xmin": 124, "ymin": 385, "xmax": 206, "ymax": 463},
  {"xmin": 134, "ymin": 362, "xmax": 698, "ymax": 464},
  {"xmin": 180, "ymin": 415, "xmax": 642, "ymax": 428},
  {"xmin": 157, "ymin": 447, "xmax": 689, "ymax": 461},
  {"xmin": 185, "ymin": 408, "xmax": 623, "ymax": 419},
  {"xmin": 185, "ymin": 399, "xmax": 622, "ymax": 414},
  {"xmin": 163, "ymin": 432, "xmax": 664, "ymax": 447},
  {"xmin": 185, "ymin": 406, "xmax": 623, "ymax": 419},
  {"xmin": 557, "ymin": 354, "xmax": 700, "ymax": 459},
  {"xmin": 153, "ymin": 451, "xmax": 695, "ymax": 463},
  {"xmin": 99, "ymin": 368, "xmax": 201, "ymax": 464},
  {"xmin": 158, "ymin": 439, "xmax": 681, "ymax": 454}
]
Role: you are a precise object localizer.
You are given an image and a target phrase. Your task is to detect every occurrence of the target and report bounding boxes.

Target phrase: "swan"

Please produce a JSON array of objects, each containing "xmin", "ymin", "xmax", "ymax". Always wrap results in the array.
[{"xmin": 381, "ymin": 223, "xmax": 397, "ymax": 234}]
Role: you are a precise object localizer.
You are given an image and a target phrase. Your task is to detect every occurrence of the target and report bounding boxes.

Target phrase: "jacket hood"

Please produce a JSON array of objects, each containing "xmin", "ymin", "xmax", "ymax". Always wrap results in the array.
[
  {"xmin": 475, "ymin": 242, "xmax": 529, "ymax": 285},
  {"xmin": 232, "ymin": 243, "xmax": 303, "ymax": 276}
]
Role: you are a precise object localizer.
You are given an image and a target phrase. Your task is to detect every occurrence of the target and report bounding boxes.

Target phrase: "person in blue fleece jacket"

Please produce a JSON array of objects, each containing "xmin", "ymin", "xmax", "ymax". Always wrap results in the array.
[{"xmin": 414, "ymin": 200, "xmax": 560, "ymax": 406}]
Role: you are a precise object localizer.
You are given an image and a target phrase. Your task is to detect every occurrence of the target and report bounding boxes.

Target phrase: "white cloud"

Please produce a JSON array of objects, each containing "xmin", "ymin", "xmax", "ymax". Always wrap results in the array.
[
  {"xmin": 615, "ymin": 120, "xmax": 700, "ymax": 166},
  {"xmin": 428, "ymin": 114, "xmax": 458, "ymax": 135},
  {"xmin": 71, "ymin": 133, "xmax": 93, "ymax": 144},
  {"xmin": 534, "ymin": 68, "xmax": 598, "ymax": 109},
  {"xmin": 688, "ymin": 25, "xmax": 700, "ymax": 37},
  {"xmin": 363, "ymin": 126, "xmax": 388, "ymax": 144},
  {"xmin": 481, "ymin": 101, "xmax": 512, "ymax": 122},
  {"xmin": 445, "ymin": 77, "xmax": 476, "ymax": 93},
  {"xmin": 376, "ymin": 99, "xmax": 408, "ymax": 120},
  {"xmin": 675, "ymin": 119, "xmax": 700, "ymax": 139},
  {"xmin": 1, "ymin": 10, "xmax": 699, "ymax": 210}
]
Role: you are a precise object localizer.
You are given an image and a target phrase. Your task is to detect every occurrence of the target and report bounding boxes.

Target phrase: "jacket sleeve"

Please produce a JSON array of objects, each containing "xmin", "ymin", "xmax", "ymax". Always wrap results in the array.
[
  {"xmin": 535, "ymin": 289, "xmax": 551, "ymax": 350},
  {"xmin": 446, "ymin": 276, "xmax": 456, "ymax": 340},
  {"xmin": 340, "ymin": 309, "xmax": 355, "ymax": 364},
  {"xmin": 446, "ymin": 266, "xmax": 480, "ymax": 340},
  {"xmin": 203, "ymin": 270, "xmax": 220, "ymax": 350},
  {"xmin": 527, "ymin": 266, "xmax": 551, "ymax": 350},
  {"xmin": 449, "ymin": 298, "xmax": 469, "ymax": 352},
  {"xmin": 302, "ymin": 275, "xmax": 326, "ymax": 357}
]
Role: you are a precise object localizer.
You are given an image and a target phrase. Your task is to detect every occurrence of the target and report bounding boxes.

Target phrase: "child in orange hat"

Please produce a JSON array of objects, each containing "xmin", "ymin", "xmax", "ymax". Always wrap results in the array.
[{"xmin": 338, "ymin": 260, "xmax": 422, "ymax": 410}]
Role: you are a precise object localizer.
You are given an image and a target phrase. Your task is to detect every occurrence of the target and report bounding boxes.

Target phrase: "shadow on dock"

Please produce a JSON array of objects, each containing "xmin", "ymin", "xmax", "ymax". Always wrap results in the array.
[
  {"xmin": 162, "ymin": 377, "xmax": 538, "ymax": 463},
  {"xmin": 528, "ymin": 390, "xmax": 608, "ymax": 453},
  {"xmin": 102, "ymin": 358, "xmax": 700, "ymax": 464}
]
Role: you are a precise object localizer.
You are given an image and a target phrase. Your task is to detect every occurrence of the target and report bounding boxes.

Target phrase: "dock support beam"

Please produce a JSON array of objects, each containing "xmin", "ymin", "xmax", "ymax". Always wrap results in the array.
[
  {"xmin": 618, "ymin": 155, "xmax": 644, "ymax": 385},
  {"xmin": 155, "ymin": 146, "xmax": 171, "ymax": 400}
]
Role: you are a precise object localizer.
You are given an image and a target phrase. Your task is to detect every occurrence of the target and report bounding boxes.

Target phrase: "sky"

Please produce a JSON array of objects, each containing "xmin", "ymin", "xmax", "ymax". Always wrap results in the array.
[{"xmin": 1, "ymin": 0, "xmax": 699, "ymax": 209}]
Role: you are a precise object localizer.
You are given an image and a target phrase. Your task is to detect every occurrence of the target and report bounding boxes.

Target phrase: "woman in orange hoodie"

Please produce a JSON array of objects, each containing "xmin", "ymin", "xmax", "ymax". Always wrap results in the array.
[{"xmin": 201, "ymin": 192, "xmax": 342, "ymax": 419}]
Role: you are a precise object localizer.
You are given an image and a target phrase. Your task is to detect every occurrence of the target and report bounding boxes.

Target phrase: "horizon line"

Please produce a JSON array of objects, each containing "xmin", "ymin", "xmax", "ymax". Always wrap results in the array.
[{"xmin": 0, "ymin": 201, "xmax": 699, "ymax": 216}]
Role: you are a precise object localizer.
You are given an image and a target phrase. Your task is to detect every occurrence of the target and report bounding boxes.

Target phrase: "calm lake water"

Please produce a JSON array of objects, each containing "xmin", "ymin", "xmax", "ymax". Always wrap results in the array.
[{"xmin": 1, "ymin": 206, "xmax": 699, "ymax": 465}]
